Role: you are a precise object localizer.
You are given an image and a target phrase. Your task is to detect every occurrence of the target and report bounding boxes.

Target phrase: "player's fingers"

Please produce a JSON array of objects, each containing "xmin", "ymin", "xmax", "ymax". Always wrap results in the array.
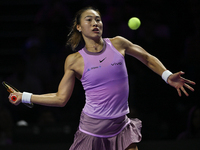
[
  {"xmin": 181, "ymin": 86, "xmax": 189, "ymax": 96},
  {"xmin": 181, "ymin": 77, "xmax": 196, "ymax": 85},
  {"xmin": 184, "ymin": 83, "xmax": 194, "ymax": 91},
  {"xmin": 9, "ymin": 93, "xmax": 19, "ymax": 105},
  {"xmin": 11, "ymin": 95, "xmax": 17, "ymax": 101},
  {"xmin": 8, "ymin": 94, "xmax": 14, "ymax": 104},
  {"xmin": 177, "ymin": 88, "xmax": 181, "ymax": 97},
  {"xmin": 8, "ymin": 93, "xmax": 12, "ymax": 100}
]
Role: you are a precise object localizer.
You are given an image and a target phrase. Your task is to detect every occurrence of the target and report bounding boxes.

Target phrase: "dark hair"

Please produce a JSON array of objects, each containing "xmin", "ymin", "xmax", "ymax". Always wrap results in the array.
[{"xmin": 66, "ymin": 6, "xmax": 101, "ymax": 51}]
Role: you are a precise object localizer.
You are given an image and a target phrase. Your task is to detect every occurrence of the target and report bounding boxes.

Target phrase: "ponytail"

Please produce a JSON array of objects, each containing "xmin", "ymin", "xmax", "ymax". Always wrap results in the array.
[{"xmin": 66, "ymin": 17, "xmax": 82, "ymax": 51}]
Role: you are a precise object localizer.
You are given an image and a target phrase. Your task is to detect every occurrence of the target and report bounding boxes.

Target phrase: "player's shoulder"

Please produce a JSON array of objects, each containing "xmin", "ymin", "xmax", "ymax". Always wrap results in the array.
[
  {"xmin": 109, "ymin": 36, "xmax": 126, "ymax": 41},
  {"xmin": 109, "ymin": 36, "xmax": 128, "ymax": 44},
  {"xmin": 65, "ymin": 52, "xmax": 82, "ymax": 68},
  {"xmin": 109, "ymin": 36, "xmax": 130, "ymax": 48},
  {"xmin": 66, "ymin": 51, "xmax": 81, "ymax": 61}
]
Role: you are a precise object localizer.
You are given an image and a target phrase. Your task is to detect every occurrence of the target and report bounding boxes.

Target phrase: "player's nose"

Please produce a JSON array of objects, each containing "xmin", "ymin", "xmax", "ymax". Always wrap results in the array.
[{"xmin": 92, "ymin": 20, "xmax": 98, "ymax": 26}]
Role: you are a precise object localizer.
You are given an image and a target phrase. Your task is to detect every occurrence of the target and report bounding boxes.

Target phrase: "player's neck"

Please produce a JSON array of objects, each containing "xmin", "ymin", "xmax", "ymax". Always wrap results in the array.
[{"xmin": 85, "ymin": 38, "xmax": 104, "ymax": 52}]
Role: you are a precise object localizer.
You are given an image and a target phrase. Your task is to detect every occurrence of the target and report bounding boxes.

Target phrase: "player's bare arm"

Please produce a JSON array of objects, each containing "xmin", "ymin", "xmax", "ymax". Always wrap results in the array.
[
  {"xmin": 32, "ymin": 53, "xmax": 78, "ymax": 107},
  {"xmin": 111, "ymin": 36, "xmax": 195, "ymax": 96},
  {"xmin": 10, "ymin": 53, "xmax": 78, "ymax": 107},
  {"xmin": 111, "ymin": 36, "xmax": 166, "ymax": 76}
]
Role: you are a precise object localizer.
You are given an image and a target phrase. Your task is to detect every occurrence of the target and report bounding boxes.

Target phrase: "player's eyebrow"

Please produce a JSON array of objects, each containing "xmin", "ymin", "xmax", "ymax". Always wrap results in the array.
[{"xmin": 84, "ymin": 15, "xmax": 100, "ymax": 19}]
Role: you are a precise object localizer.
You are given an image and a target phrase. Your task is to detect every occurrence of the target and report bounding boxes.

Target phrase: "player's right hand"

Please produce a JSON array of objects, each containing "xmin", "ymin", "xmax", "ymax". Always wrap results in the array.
[{"xmin": 9, "ymin": 92, "xmax": 22, "ymax": 105}]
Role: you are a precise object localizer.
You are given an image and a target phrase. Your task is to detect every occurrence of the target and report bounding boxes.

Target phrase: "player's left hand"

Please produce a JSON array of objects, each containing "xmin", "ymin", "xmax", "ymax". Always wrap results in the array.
[{"xmin": 167, "ymin": 71, "xmax": 196, "ymax": 96}]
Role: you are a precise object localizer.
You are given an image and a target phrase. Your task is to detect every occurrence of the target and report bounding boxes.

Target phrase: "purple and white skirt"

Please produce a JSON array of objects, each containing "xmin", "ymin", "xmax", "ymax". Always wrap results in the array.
[{"xmin": 69, "ymin": 112, "xmax": 142, "ymax": 150}]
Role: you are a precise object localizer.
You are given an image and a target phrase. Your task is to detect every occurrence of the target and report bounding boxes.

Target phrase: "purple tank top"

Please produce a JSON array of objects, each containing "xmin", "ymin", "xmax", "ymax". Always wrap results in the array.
[{"xmin": 79, "ymin": 38, "xmax": 129, "ymax": 119}]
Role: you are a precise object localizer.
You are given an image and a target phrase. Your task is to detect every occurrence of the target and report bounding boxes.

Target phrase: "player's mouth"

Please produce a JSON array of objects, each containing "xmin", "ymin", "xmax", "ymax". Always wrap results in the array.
[{"xmin": 92, "ymin": 28, "xmax": 100, "ymax": 33}]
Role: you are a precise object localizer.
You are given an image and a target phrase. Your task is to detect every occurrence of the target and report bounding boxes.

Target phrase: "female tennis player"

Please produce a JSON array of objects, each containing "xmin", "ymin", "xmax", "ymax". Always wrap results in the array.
[{"xmin": 9, "ymin": 7, "xmax": 195, "ymax": 150}]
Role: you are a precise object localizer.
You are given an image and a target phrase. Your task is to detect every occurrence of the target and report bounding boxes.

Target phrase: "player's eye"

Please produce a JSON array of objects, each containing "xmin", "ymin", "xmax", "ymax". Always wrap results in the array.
[{"xmin": 86, "ymin": 18, "xmax": 92, "ymax": 21}]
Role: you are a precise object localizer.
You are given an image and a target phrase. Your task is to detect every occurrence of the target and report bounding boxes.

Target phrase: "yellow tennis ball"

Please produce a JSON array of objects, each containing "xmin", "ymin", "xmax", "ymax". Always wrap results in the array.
[{"xmin": 128, "ymin": 17, "xmax": 141, "ymax": 30}]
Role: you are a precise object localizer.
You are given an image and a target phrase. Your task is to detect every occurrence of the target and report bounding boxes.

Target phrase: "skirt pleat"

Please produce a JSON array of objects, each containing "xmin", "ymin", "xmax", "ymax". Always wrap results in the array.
[{"xmin": 69, "ymin": 118, "xmax": 142, "ymax": 150}]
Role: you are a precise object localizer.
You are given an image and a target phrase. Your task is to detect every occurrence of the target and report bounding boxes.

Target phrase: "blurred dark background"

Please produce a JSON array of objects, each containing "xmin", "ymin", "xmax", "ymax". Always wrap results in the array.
[{"xmin": 0, "ymin": 0, "xmax": 200, "ymax": 149}]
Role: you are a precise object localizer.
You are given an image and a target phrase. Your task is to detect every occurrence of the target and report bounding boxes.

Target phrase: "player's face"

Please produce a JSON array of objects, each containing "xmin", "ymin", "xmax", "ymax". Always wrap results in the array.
[{"xmin": 77, "ymin": 9, "xmax": 103, "ymax": 40}]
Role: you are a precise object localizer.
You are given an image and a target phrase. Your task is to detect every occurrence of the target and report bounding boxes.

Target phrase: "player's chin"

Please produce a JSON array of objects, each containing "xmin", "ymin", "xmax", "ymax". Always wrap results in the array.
[{"xmin": 93, "ymin": 32, "xmax": 102, "ymax": 38}]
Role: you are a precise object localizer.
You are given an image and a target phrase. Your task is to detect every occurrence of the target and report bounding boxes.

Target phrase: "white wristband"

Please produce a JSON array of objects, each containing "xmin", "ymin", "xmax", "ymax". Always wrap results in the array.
[
  {"xmin": 162, "ymin": 70, "xmax": 173, "ymax": 83},
  {"xmin": 22, "ymin": 92, "xmax": 32, "ymax": 104}
]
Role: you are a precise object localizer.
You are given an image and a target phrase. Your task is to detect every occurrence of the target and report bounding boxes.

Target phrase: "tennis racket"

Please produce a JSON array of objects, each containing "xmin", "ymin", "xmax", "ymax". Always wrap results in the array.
[{"xmin": 2, "ymin": 81, "xmax": 34, "ymax": 108}]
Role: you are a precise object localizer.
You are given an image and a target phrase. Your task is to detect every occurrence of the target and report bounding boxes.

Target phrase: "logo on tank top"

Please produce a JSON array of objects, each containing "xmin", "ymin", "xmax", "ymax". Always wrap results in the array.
[
  {"xmin": 87, "ymin": 66, "xmax": 101, "ymax": 71},
  {"xmin": 99, "ymin": 57, "xmax": 106, "ymax": 63},
  {"xmin": 111, "ymin": 62, "xmax": 122, "ymax": 66},
  {"xmin": 87, "ymin": 61, "xmax": 122, "ymax": 72}
]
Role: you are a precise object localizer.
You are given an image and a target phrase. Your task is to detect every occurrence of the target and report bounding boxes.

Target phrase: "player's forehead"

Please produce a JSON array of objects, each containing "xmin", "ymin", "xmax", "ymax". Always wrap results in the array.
[{"xmin": 81, "ymin": 9, "xmax": 100, "ymax": 19}]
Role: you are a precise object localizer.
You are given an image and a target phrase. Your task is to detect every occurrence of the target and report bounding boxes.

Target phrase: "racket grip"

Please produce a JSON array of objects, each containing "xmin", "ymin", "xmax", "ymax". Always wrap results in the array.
[{"xmin": 11, "ymin": 95, "xmax": 17, "ymax": 101}]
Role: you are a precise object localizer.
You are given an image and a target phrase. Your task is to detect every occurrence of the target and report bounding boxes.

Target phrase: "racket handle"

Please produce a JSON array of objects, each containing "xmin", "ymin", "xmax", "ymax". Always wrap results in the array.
[{"xmin": 11, "ymin": 95, "xmax": 17, "ymax": 101}]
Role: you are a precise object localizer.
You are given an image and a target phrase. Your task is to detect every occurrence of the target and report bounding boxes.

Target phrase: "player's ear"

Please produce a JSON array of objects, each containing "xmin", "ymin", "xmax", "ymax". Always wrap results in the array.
[{"xmin": 76, "ymin": 25, "xmax": 81, "ymax": 32}]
